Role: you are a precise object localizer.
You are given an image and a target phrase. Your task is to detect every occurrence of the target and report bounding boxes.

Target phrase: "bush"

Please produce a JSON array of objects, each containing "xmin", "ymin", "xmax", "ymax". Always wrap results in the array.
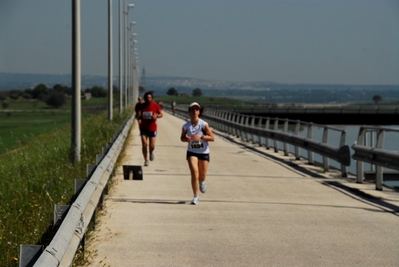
[
  {"xmin": 167, "ymin": 87, "xmax": 178, "ymax": 96},
  {"xmin": 44, "ymin": 91, "xmax": 67, "ymax": 108},
  {"xmin": 192, "ymin": 88, "xmax": 202, "ymax": 97}
]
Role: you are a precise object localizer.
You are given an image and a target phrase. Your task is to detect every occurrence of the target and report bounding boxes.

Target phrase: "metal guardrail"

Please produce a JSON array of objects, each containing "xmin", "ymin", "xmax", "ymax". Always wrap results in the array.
[
  {"xmin": 352, "ymin": 126, "xmax": 399, "ymax": 190},
  {"xmin": 206, "ymin": 105, "xmax": 399, "ymax": 115},
  {"xmin": 19, "ymin": 112, "xmax": 135, "ymax": 267},
  {"xmin": 171, "ymin": 105, "xmax": 399, "ymax": 191},
  {"xmin": 170, "ymin": 106, "xmax": 350, "ymax": 177}
]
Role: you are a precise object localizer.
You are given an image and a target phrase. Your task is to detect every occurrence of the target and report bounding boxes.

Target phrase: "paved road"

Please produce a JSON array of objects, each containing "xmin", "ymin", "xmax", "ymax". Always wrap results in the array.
[{"xmin": 82, "ymin": 111, "xmax": 399, "ymax": 267}]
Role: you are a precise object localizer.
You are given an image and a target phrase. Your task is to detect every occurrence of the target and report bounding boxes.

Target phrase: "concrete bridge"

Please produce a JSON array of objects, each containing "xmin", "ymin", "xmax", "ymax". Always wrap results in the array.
[{"xmin": 82, "ymin": 111, "xmax": 399, "ymax": 267}]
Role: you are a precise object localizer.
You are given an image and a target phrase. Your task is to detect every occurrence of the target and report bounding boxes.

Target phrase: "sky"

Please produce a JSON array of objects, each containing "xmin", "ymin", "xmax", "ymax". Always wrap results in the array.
[{"xmin": 0, "ymin": 0, "xmax": 398, "ymax": 85}]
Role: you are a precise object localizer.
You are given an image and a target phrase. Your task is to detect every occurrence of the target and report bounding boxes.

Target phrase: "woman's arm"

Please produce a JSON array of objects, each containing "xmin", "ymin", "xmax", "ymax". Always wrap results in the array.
[
  {"xmin": 202, "ymin": 124, "xmax": 215, "ymax": 142},
  {"xmin": 180, "ymin": 127, "xmax": 190, "ymax": 142}
]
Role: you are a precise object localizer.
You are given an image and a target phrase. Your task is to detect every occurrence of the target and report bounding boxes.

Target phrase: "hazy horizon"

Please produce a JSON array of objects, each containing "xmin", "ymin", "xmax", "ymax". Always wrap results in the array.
[{"xmin": 1, "ymin": 1, "xmax": 398, "ymax": 85}]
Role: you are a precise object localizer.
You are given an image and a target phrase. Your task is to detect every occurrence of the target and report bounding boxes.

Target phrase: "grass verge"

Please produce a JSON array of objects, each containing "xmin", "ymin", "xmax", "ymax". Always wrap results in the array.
[{"xmin": 0, "ymin": 107, "xmax": 134, "ymax": 267}]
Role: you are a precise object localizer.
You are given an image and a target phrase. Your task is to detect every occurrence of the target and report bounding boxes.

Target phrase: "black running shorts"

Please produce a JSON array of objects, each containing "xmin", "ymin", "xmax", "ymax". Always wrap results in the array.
[{"xmin": 186, "ymin": 151, "xmax": 210, "ymax": 162}]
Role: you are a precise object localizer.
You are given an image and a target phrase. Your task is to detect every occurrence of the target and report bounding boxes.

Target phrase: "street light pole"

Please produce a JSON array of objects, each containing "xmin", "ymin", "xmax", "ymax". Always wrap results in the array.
[
  {"xmin": 119, "ymin": 0, "xmax": 123, "ymax": 114},
  {"xmin": 129, "ymin": 21, "xmax": 137, "ymax": 105},
  {"xmin": 133, "ymin": 47, "xmax": 139, "ymax": 104},
  {"xmin": 125, "ymin": 2, "xmax": 134, "ymax": 108},
  {"xmin": 71, "ymin": 0, "xmax": 81, "ymax": 163},
  {"xmin": 108, "ymin": 0, "xmax": 113, "ymax": 121}
]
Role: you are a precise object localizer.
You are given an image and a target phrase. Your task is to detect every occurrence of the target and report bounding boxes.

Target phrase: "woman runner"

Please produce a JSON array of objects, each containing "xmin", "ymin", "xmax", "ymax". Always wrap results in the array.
[{"xmin": 180, "ymin": 102, "xmax": 215, "ymax": 205}]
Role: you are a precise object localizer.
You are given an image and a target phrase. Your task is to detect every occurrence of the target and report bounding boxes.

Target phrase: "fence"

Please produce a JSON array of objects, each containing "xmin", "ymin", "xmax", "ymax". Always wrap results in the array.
[
  {"xmin": 170, "ymin": 105, "xmax": 399, "ymax": 191},
  {"xmin": 352, "ymin": 126, "xmax": 399, "ymax": 190},
  {"xmin": 172, "ymin": 105, "xmax": 351, "ymax": 177},
  {"xmin": 19, "ymin": 113, "xmax": 135, "ymax": 267}
]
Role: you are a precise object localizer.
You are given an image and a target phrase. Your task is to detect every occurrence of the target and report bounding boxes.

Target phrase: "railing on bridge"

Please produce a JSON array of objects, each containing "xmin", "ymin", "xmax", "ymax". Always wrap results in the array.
[
  {"xmin": 172, "ymin": 105, "xmax": 351, "ymax": 177},
  {"xmin": 171, "ymin": 105, "xmax": 399, "ymax": 190},
  {"xmin": 352, "ymin": 126, "xmax": 399, "ymax": 190},
  {"xmin": 205, "ymin": 109, "xmax": 351, "ymax": 175},
  {"xmin": 206, "ymin": 104, "xmax": 399, "ymax": 115}
]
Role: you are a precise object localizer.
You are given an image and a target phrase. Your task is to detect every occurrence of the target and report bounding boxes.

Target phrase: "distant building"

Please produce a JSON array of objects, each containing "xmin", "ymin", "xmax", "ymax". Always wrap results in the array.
[{"xmin": 84, "ymin": 92, "xmax": 92, "ymax": 100}]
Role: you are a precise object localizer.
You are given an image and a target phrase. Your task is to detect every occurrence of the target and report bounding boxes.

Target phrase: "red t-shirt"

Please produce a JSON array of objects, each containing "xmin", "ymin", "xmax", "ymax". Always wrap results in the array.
[{"xmin": 139, "ymin": 102, "xmax": 162, "ymax": 131}]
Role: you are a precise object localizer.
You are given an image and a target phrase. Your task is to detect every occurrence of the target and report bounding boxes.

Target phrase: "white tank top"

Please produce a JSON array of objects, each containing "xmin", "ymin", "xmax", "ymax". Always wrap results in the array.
[{"xmin": 183, "ymin": 119, "xmax": 210, "ymax": 154}]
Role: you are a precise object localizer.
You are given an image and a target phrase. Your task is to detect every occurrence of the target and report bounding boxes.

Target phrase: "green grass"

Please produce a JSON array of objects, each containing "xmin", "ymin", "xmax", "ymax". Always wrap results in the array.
[
  {"xmin": 0, "ymin": 112, "xmax": 71, "ymax": 154},
  {"xmin": 0, "ymin": 106, "xmax": 134, "ymax": 267},
  {"xmin": 2, "ymin": 99, "xmax": 48, "ymax": 110},
  {"xmin": 0, "ymin": 97, "xmax": 116, "ymax": 154}
]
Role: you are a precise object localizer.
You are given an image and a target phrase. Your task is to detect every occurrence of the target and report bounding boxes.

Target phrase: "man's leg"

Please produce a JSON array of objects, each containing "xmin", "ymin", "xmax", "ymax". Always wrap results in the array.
[
  {"xmin": 149, "ymin": 136, "xmax": 156, "ymax": 161},
  {"xmin": 141, "ymin": 134, "xmax": 148, "ymax": 162}
]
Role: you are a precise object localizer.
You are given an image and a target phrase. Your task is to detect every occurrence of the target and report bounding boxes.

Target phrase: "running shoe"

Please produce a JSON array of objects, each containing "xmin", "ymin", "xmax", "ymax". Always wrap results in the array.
[
  {"xmin": 144, "ymin": 160, "xmax": 149, "ymax": 166},
  {"xmin": 191, "ymin": 196, "xmax": 199, "ymax": 205},
  {"xmin": 150, "ymin": 152, "xmax": 154, "ymax": 161},
  {"xmin": 200, "ymin": 182, "xmax": 207, "ymax": 193}
]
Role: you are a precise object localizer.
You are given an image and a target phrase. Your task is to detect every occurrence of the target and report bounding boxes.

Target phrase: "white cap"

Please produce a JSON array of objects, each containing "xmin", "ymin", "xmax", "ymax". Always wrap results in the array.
[{"xmin": 189, "ymin": 102, "xmax": 201, "ymax": 108}]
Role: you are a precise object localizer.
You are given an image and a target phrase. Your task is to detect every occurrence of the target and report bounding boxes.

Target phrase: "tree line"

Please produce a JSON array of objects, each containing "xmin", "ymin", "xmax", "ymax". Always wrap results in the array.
[
  {"xmin": 0, "ymin": 83, "xmax": 120, "ymax": 109},
  {"xmin": 166, "ymin": 87, "xmax": 203, "ymax": 97}
]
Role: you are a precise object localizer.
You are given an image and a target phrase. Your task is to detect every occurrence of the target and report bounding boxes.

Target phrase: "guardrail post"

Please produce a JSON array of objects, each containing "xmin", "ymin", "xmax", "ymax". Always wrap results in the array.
[
  {"xmin": 322, "ymin": 127, "xmax": 329, "ymax": 171},
  {"xmin": 74, "ymin": 179, "xmax": 87, "ymax": 197},
  {"xmin": 264, "ymin": 117, "xmax": 270, "ymax": 149},
  {"xmin": 19, "ymin": 245, "xmax": 44, "ymax": 267},
  {"xmin": 87, "ymin": 164, "xmax": 96, "ymax": 178},
  {"xmin": 257, "ymin": 117, "xmax": 263, "ymax": 147},
  {"xmin": 376, "ymin": 165, "xmax": 383, "ymax": 190},
  {"xmin": 225, "ymin": 111, "xmax": 230, "ymax": 134},
  {"xmin": 273, "ymin": 118, "xmax": 279, "ymax": 153},
  {"xmin": 294, "ymin": 121, "xmax": 300, "ymax": 160},
  {"xmin": 307, "ymin": 123, "xmax": 314, "ymax": 164},
  {"xmin": 356, "ymin": 127, "xmax": 366, "ymax": 183},
  {"xmin": 244, "ymin": 115, "xmax": 250, "ymax": 142},
  {"xmin": 234, "ymin": 113, "xmax": 239, "ymax": 137},
  {"xmin": 217, "ymin": 110, "xmax": 222, "ymax": 131},
  {"xmin": 283, "ymin": 119, "xmax": 289, "ymax": 156},
  {"xmin": 251, "ymin": 115, "xmax": 256, "ymax": 144},
  {"xmin": 375, "ymin": 129, "xmax": 385, "ymax": 190},
  {"xmin": 54, "ymin": 204, "xmax": 70, "ymax": 234},
  {"xmin": 96, "ymin": 154, "xmax": 103, "ymax": 164},
  {"xmin": 339, "ymin": 131, "xmax": 348, "ymax": 177},
  {"xmin": 239, "ymin": 115, "xmax": 245, "ymax": 141},
  {"xmin": 220, "ymin": 111, "xmax": 226, "ymax": 132},
  {"xmin": 227, "ymin": 112, "xmax": 233, "ymax": 135}
]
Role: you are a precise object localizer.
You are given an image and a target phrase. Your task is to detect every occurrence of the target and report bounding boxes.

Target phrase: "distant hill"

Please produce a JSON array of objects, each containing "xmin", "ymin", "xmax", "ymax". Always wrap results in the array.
[
  {"xmin": 1, "ymin": 72, "xmax": 398, "ymax": 103},
  {"xmin": 0, "ymin": 73, "xmax": 108, "ymax": 90},
  {"xmin": 0, "ymin": 72, "xmax": 279, "ymax": 92}
]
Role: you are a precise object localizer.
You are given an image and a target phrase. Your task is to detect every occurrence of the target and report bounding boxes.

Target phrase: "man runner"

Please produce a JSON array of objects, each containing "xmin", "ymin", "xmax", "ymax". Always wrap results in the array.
[{"xmin": 136, "ymin": 92, "xmax": 163, "ymax": 166}]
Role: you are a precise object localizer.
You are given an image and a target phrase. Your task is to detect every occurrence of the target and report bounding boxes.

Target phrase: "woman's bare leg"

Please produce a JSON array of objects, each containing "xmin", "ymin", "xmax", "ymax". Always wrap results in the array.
[{"xmin": 187, "ymin": 156, "xmax": 199, "ymax": 196}]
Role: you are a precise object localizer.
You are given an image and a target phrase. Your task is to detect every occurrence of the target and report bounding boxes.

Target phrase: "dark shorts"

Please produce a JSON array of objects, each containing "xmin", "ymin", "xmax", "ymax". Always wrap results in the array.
[
  {"xmin": 186, "ymin": 151, "xmax": 210, "ymax": 162},
  {"xmin": 140, "ymin": 130, "xmax": 157, "ymax": 137}
]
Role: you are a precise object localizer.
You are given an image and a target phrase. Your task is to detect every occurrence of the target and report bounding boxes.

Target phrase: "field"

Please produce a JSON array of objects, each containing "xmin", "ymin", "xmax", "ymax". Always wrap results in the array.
[
  {"xmin": 0, "ymin": 97, "xmax": 114, "ymax": 154},
  {"xmin": 0, "ymin": 98, "xmax": 117, "ymax": 267},
  {"xmin": 0, "ymin": 111, "xmax": 71, "ymax": 154},
  {"xmin": 0, "ymin": 96, "xmax": 132, "ymax": 266}
]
